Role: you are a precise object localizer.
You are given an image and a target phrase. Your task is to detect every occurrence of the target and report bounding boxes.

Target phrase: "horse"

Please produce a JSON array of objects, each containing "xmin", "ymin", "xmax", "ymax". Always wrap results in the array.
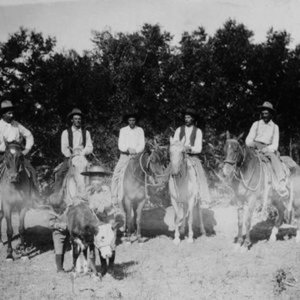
[
  {"xmin": 122, "ymin": 145, "xmax": 167, "ymax": 242},
  {"xmin": 168, "ymin": 138, "xmax": 207, "ymax": 245},
  {"xmin": 222, "ymin": 133, "xmax": 293, "ymax": 250},
  {"xmin": 52, "ymin": 150, "xmax": 89, "ymax": 208},
  {"xmin": 0, "ymin": 142, "xmax": 37, "ymax": 260}
]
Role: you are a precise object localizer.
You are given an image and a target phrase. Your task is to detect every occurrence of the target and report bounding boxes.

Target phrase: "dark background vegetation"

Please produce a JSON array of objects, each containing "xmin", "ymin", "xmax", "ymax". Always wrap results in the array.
[{"xmin": 1, "ymin": 19, "xmax": 300, "ymax": 179}]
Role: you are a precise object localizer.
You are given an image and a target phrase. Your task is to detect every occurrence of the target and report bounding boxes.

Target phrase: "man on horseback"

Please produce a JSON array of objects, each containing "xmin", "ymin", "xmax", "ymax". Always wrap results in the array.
[
  {"xmin": 245, "ymin": 101, "xmax": 288, "ymax": 197},
  {"xmin": 53, "ymin": 108, "xmax": 93, "ymax": 195},
  {"xmin": 0, "ymin": 100, "xmax": 38, "ymax": 190},
  {"xmin": 111, "ymin": 112, "xmax": 145, "ymax": 208},
  {"xmin": 173, "ymin": 108, "xmax": 210, "ymax": 206}
]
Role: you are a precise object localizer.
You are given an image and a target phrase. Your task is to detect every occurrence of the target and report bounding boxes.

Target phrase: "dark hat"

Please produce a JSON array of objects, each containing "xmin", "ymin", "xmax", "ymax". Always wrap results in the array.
[
  {"xmin": 0, "ymin": 100, "xmax": 15, "ymax": 114},
  {"xmin": 258, "ymin": 101, "xmax": 275, "ymax": 113},
  {"xmin": 81, "ymin": 165, "xmax": 112, "ymax": 177},
  {"xmin": 67, "ymin": 108, "xmax": 83, "ymax": 119},
  {"xmin": 183, "ymin": 108, "xmax": 198, "ymax": 119},
  {"xmin": 123, "ymin": 111, "xmax": 140, "ymax": 122}
]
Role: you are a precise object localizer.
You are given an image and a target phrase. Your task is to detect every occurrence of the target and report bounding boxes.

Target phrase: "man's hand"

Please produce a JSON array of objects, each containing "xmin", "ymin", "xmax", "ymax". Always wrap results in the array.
[
  {"xmin": 22, "ymin": 149, "xmax": 30, "ymax": 156},
  {"xmin": 184, "ymin": 145, "xmax": 192, "ymax": 153},
  {"xmin": 128, "ymin": 148, "xmax": 137, "ymax": 155}
]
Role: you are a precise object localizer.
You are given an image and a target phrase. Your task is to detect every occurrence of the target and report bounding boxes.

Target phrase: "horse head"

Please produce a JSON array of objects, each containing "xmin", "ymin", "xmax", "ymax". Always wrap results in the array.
[
  {"xmin": 145, "ymin": 142, "xmax": 168, "ymax": 185},
  {"xmin": 3, "ymin": 142, "xmax": 24, "ymax": 183},
  {"xmin": 169, "ymin": 137, "xmax": 186, "ymax": 176},
  {"xmin": 223, "ymin": 132, "xmax": 244, "ymax": 179}
]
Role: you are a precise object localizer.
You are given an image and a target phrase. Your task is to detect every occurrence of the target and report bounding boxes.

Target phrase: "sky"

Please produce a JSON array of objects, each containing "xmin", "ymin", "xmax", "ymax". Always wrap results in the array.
[{"xmin": 1, "ymin": 0, "xmax": 300, "ymax": 53}]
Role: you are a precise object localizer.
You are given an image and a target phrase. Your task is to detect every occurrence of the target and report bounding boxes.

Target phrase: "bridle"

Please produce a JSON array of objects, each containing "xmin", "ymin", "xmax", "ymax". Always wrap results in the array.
[{"xmin": 224, "ymin": 139, "xmax": 262, "ymax": 192}]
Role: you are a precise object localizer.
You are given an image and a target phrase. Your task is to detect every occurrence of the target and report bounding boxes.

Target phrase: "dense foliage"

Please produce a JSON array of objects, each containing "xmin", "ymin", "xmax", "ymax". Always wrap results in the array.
[{"xmin": 1, "ymin": 20, "xmax": 300, "ymax": 175}]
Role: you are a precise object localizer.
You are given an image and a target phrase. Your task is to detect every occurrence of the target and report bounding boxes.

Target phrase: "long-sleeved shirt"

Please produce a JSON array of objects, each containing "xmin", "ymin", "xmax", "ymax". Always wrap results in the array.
[
  {"xmin": 118, "ymin": 125, "xmax": 145, "ymax": 153},
  {"xmin": 0, "ymin": 119, "xmax": 33, "ymax": 152},
  {"xmin": 173, "ymin": 125, "xmax": 203, "ymax": 154},
  {"xmin": 245, "ymin": 119, "xmax": 279, "ymax": 152},
  {"xmin": 61, "ymin": 126, "xmax": 93, "ymax": 158}
]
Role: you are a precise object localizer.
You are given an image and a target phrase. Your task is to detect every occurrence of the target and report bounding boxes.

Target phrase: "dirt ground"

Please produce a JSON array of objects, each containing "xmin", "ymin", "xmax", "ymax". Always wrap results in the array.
[{"xmin": 1, "ymin": 204, "xmax": 300, "ymax": 300}]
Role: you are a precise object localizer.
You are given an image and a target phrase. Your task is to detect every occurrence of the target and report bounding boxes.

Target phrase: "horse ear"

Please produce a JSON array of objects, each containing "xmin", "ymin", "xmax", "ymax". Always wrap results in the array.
[
  {"xmin": 237, "ymin": 132, "xmax": 244, "ymax": 142},
  {"xmin": 226, "ymin": 131, "xmax": 230, "ymax": 140}
]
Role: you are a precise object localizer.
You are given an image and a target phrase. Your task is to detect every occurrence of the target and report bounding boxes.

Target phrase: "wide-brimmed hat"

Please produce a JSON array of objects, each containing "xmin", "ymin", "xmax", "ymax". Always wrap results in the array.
[
  {"xmin": 123, "ymin": 111, "xmax": 140, "ymax": 122},
  {"xmin": 183, "ymin": 108, "xmax": 198, "ymax": 119},
  {"xmin": 258, "ymin": 101, "xmax": 275, "ymax": 113},
  {"xmin": 67, "ymin": 108, "xmax": 83, "ymax": 119},
  {"xmin": 0, "ymin": 100, "xmax": 15, "ymax": 114},
  {"xmin": 81, "ymin": 165, "xmax": 112, "ymax": 177}
]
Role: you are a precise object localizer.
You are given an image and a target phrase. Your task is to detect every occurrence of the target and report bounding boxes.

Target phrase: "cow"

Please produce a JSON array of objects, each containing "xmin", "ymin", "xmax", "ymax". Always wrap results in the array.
[{"xmin": 66, "ymin": 202, "xmax": 124, "ymax": 277}]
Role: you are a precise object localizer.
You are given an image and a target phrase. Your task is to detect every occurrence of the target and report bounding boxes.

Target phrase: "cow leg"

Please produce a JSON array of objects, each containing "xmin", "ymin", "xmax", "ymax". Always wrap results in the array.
[
  {"xmin": 88, "ymin": 244, "xmax": 99, "ymax": 275},
  {"xmin": 4, "ymin": 206, "xmax": 13, "ymax": 260},
  {"xmin": 99, "ymin": 250, "xmax": 108, "ymax": 275},
  {"xmin": 72, "ymin": 242, "xmax": 81, "ymax": 273},
  {"xmin": 270, "ymin": 197, "xmax": 286, "ymax": 242},
  {"xmin": 136, "ymin": 198, "xmax": 146, "ymax": 242},
  {"xmin": 82, "ymin": 247, "xmax": 89, "ymax": 274}
]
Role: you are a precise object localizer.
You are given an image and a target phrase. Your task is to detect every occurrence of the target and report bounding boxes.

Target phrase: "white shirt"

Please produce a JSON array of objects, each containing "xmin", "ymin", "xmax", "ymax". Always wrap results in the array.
[
  {"xmin": 173, "ymin": 125, "xmax": 203, "ymax": 154},
  {"xmin": 0, "ymin": 119, "xmax": 33, "ymax": 152},
  {"xmin": 61, "ymin": 126, "xmax": 93, "ymax": 158},
  {"xmin": 118, "ymin": 125, "xmax": 145, "ymax": 153},
  {"xmin": 245, "ymin": 119, "xmax": 279, "ymax": 152}
]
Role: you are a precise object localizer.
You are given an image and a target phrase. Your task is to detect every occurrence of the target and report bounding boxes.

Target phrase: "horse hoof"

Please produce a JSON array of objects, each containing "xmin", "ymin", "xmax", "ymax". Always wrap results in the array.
[
  {"xmin": 91, "ymin": 273, "xmax": 101, "ymax": 282},
  {"xmin": 6, "ymin": 257, "xmax": 14, "ymax": 262},
  {"xmin": 130, "ymin": 235, "xmax": 138, "ymax": 243},
  {"xmin": 21, "ymin": 256, "xmax": 29, "ymax": 261},
  {"xmin": 269, "ymin": 228, "xmax": 278, "ymax": 242},
  {"xmin": 233, "ymin": 244, "xmax": 241, "ymax": 252},
  {"xmin": 240, "ymin": 246, "xmax": 248, "ymax": 253},
  {"xmin": 173, "ymin": 238, "xmax": 180, "ymax": 245},
  {"xmin": 187, "ymin": 238, "xmax": 194, "ymax": 244},
  {"xmin": 295, "ymin": 232, "xmax": 300, "ymax": 243}
]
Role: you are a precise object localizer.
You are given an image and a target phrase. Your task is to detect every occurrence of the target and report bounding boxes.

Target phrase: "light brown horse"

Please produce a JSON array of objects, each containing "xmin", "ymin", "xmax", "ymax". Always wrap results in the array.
[
  {"xmin": 0, "ymin": 142, "xmax": 37, "ymax": 260},
  {"xmin": 222, "ymin": 134, "xmax": 292, "ymax": 250},
  {"xmin": 169, "ymin": 138, "xmax": 206, "ymax": 245},
  {"xmin": 122, "ymin": 146, "xmax": 167, "ymax": 242}
]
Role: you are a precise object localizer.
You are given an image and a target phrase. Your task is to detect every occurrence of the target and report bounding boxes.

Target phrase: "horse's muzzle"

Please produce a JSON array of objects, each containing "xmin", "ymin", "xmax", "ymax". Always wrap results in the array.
[{"xmin": 9, "ymin": 173, "xmax": 19, "ymax": 183}]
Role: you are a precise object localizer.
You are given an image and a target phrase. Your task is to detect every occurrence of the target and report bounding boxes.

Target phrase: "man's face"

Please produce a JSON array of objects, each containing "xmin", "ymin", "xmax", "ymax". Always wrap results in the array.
[
  {"xmin": 185, "ymin": 115, "xmax": 194, "ymax": 127},
  {"xmin": 261, "ymin": 110, "xmax": 272, "ymax": 123},
  {"xmin": 128, "ymin": 117, "xmax": 136, "ymax": 129},
  {"xmin": 2, "ymin": 110, "xmax": 14, "ymax": 123},
  {"xmin": 71, "ymin": 115, "xmax": 82, "ymax": 128}
]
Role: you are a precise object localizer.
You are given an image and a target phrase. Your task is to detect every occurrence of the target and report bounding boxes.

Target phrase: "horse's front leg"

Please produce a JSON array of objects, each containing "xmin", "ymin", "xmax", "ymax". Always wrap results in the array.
[
  {"xmin": 0, "ymin": 210, "xmax": 4, "ymax": 245},
  {"xmin": 18, "ymin": 206, "xmax": 29, "ymax": 254},
  {"xmin": 136, "ymin": 198, "xmax": 146, "ymax": 242},
  {"xmin": 187, "ymin": 202, "xmax": 194, "ymax": 243},
  {"xmin": 243, "ymin": 195, "xmax": 256, "ymax": 249},
  {"xmin": 4, "ymin": 207, "xmax": 13, "ymax": 260},
  {"xmin": 236, "ymin": 200, "xmax": 244, "ymax": 248},
  {"xmin": 198, "ymin": 202, "xmax": 207, "ymax": 237},
  {"xmin": 124, "ymin": 197, "xmax": 134, "ymax": 242},
  {"xmin": 270, "ymin": 197, "xmax": 286, "ymax": 242}
]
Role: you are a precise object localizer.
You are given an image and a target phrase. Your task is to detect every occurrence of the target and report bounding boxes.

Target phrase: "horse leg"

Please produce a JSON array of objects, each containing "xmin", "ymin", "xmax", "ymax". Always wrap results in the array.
[
  {"xmin": 18, "ymin": 207, "xmax": 29, "ymax": 255},
  {"xmin": 4, "ymin": 207, "xmax": 14, "ymax": 260},
  {"xmin": 198, "ymin": 203, "xmax": 207, "ymax": 237},
  {"xmin": 260, "ymin": 182, "xmax": 271, "ymax": 221},
  {"xmin": 295, "ymin": 207, "xmax": 300, "ymax": 243},
  {"xmin": 0, "ymin": 210, "xmax": 4, "ymax": 245},
  {"xmin": 270, "ymin": 197, "xmax": 286, "ymax": 242},
  {"xmin": 187, "ymin": 202, "xmax": 194, "ymax": 243},
  {"xmin": 243, "ymin": 195, "xmax": 256, "ymax": 250},
  {"xmin": 173, "ymin": 204, "xmax": 184, "ymax": 245},
  {"xmin": 235, "ymin": 201, "xmax": 244, "ymax": 249},
  {"xmin": 124, "ymin": 197, "xmax": 134, "ymax": 241},
  {"xmin": 136, "ymin": 198, "xmax": 146, "ymax": 242}
]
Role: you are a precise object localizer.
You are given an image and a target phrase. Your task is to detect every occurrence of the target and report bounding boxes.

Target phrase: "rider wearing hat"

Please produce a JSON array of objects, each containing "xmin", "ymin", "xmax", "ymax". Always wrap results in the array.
[
  {"xmin": 53, "ymin": 108, "xmax": 93, "ymax": 194},
  {"xmin": 245, "ymin": 101, "xmax": 288, "ymax": 197},
  {"xmin": 111, "ymin": 111, "xmax": 145, "ymax": 207},
  {"xmin": 173, "ymin": 108, "xmax": 211, "ymax": 206},
  {"xmin": 0, "ymin": 100, "xmax": 37, "ymax": 188}
]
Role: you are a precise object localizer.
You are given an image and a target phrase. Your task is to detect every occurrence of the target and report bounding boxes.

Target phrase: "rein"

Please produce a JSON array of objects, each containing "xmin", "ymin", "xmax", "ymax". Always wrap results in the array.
[{"xmin": 225, "ymin": 141, "xmax": 263, "ymax": 192}]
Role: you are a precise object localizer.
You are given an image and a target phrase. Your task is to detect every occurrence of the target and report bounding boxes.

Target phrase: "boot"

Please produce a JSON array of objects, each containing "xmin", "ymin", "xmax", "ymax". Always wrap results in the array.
[{"xmin": 55, "ymin": 254, "xmax": 65, "ymax": 273}]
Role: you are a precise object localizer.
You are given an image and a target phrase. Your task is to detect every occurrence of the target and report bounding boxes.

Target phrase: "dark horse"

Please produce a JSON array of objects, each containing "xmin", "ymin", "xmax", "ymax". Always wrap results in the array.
[
  {"xmin": 222, "ymin": 134, "xmax": 290, "ymax": 250},
  {"xmin": 122, "ymin": 146, "xmax": 167, "ymax": 242},
  {"xmin": 0, "ymin": 142, "xmax": 37, "ymax": 260}
]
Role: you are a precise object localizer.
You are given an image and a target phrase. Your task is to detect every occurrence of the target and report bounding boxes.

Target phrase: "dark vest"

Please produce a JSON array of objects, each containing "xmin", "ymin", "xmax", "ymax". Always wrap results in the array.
[
  {"xmin": 179, "ymin": 125, "xmax": 198, "ymax": 146},
  {"xmin": 67, "ymin": 127, "xmax": 86, "ymax": 153}
]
